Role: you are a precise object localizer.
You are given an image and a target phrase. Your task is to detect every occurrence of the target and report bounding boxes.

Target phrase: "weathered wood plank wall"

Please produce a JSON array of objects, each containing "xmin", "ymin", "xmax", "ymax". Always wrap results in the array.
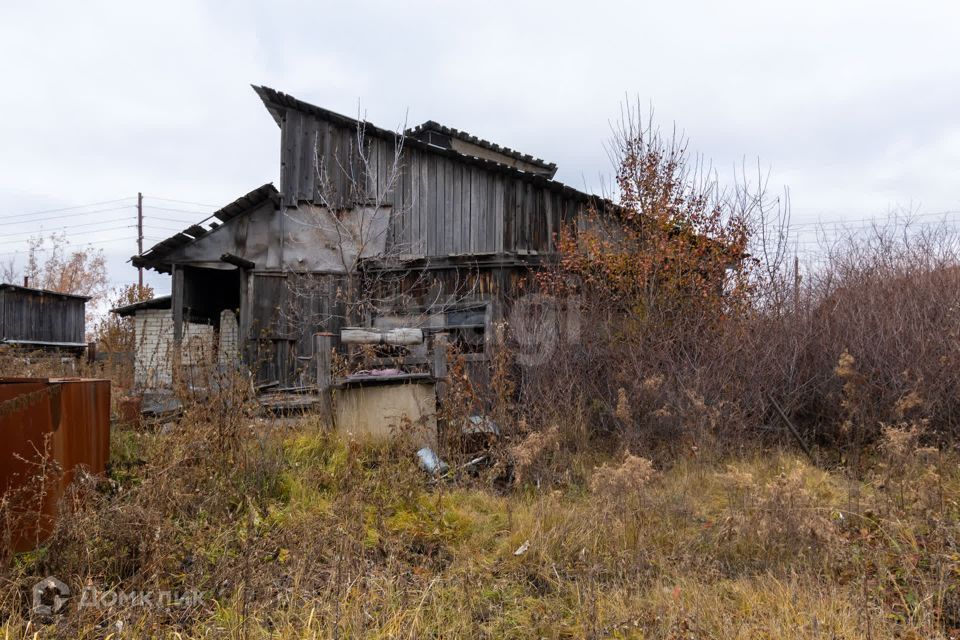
[
  {"xmin": 277, "ymin": 109, "xmax": 594, "ymax": 260},
  {"xmin": 246, "ymin": 272, "xmax": 349, "ymax": 386},
  {"xmin": 0, "ymin": 289, "xmax": 85, "ymax": 345}
]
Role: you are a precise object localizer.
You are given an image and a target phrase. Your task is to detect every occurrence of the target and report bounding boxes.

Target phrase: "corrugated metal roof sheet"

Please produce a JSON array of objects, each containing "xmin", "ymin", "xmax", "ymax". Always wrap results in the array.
[{"xmin": 406, "ymin": 120, "xmax": 558, "ymax": 178}]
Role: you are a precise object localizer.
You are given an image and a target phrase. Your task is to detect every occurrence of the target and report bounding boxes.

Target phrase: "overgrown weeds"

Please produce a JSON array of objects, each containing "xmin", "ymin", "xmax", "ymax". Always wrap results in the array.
[
  {"xmin": 514, "ymin": 105, "xmax": 960, "ymax": 462},
  {"xmin": 1, "ymin": 406, "xmax": 959, "ymax": 638}
]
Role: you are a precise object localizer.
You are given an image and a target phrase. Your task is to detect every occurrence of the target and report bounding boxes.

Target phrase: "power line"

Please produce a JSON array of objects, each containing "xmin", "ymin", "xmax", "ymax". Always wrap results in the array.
[
  {"xmin": 0, "ymin": 205, "xmax": 135, "ymax": 226},
  {"xmin": 788, "ymin": 221, "xmax": 960, "ymax": 242},
  {"xmin": 0, "ymin": 198, "xmax": 209, "ymax": 227},
  {"xmin": 143, "ymin": 220, "xmax": 216, "ymax": 231},
  {"xmin": 142, "ymin": 215, "xmax": 211, "ymax": 226},
  {"xmin": 142, "ymin": 222, "xmax": 196, "ymax": 229},
  {"xmin": 141, "ymin": 212, "xmax": 212, "ymax": 225},
  {"xmin": 145, "ymin": 195, "xmax": 219, "ymax": 208},
  {"xmin": 0, "ymin": 225, "xmax": 134, "ymax": 247},
  {"xmin": 0, "ymin": 217, "xmax": 134, "ymax": 240},
  {"xmin": 0, "ymin": 197, "xmax": 134, "ymax": 221},
  {"xmin": 2, "ymin": 206, "xmax": 134, "ymax": 228},
  {"xmin": 789, "ymin": 209, "xmax": 960, "ymax": 228},
  {"xmin": 0, "ymin": 235, "xmax": 138, "ymax": 258},
  {"xmin": 142, "ymin": 204, "xmax": 215, "ymax": 215},
  {"xmin": 137, "ymin": 192, "xmax": 143, "ymax": 288},
  {"xmin": 143, "ymin": 227, "xmax": 194, "ymax": 234}
]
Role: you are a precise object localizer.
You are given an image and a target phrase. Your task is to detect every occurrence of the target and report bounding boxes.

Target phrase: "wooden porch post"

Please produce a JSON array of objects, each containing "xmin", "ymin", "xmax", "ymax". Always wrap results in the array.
[
  {"xmin": 172, "ymin": 265, "xmax": 184, "ymax": 343},
  {"xmin": 171, "ymin": 265, "xmax": 184, "ymax": 387},
  {"xmin": 315, "ymin": 332, "xmax": 333, "ymax": 425},
  {"xmin": 237, "ymin": 268, "xmax": 249, "ymax": 361},
  {"xmin": 433, "ymin": 332, "xmax": 449, "ymax": 400}
]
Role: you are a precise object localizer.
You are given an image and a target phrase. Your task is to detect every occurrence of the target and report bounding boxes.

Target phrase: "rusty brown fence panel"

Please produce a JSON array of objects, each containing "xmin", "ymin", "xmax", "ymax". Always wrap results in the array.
[{"xmin": 0, "ymin": 378, "xmax": 110, "ymax": 553}]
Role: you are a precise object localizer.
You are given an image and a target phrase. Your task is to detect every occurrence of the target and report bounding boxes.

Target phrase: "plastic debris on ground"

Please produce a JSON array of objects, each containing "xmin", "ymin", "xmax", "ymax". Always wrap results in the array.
[{"xmin": 416, "ymin": 447, "xmax": 450, "ymax": 476}]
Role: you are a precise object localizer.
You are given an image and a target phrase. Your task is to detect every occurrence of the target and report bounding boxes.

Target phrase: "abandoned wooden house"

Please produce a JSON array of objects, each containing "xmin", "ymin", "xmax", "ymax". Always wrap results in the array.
[
  {"xmin": 126, "ymin": 85, "xmax": 605, "ymax": 390},
  {"xmin": 0, "ymin": 283, "xmax": 89, "ymax": 352}
]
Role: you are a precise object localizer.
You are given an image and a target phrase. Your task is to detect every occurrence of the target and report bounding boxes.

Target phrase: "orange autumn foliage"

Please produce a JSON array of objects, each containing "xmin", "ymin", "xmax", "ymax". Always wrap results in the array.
[{"xmin": 543, "ymin": 120, "xmax": 753, "ymax": 330}]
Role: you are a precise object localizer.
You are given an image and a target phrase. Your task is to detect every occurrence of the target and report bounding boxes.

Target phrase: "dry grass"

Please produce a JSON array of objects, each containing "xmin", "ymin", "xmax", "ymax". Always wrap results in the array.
[{"xmin": 2, "ymin": 405, "xmax": 959, "ymax": 638}]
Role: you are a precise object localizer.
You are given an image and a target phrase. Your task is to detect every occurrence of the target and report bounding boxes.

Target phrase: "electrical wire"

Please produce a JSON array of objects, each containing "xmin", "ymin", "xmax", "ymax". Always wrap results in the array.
[
  {"xmin": 0, "ymin": 205, "xmax": 135, "ymax": 227},
  {"xmin": 0, "ymin": 194, "xmax": 214, "ymax": 263},
  {"xmin": 143, "ymin": 223, "xmax": 198, "ymax": 230},
  {"xmin": 0, "ymin": 197, "xmax": 134, "ymax": 220},
  {"xmin": 142, "ymin": 212, "xmax": 213, "ymax": 223},
  {"xmin": 0, "ymin": 236, "xmax": 138, "ymax": 258},
  {"xmin": 143, "ymin": 228, "xmax": 197, "ymax": 235},
  {"xmin": 0, "ymin": 225, "xmax": 134, "ymax": 247},
  {"xmin": 141, "ymin": 213, "xmax": 212, "ymax": 226},
  {"xmin": 142, "ymin": 205, "xmax": 215, "ymax": 215},
  {"xmin": 0, "ymin": 217, "xmax": 134, "ymax": 240},
  {"xmin": 789, "ymin": 209, "xmax": 960, "ymax": 228},
  {"xmin": 145, "ymin": 196, "xmax": 219, "ymax": 208}
]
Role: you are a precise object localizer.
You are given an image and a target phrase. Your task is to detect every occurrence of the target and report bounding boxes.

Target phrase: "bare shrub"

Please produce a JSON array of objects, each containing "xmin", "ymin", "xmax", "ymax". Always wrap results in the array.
[
  {"xmin": 510, "ymin": 424, "xmax": 561, "ymax": 487},
  {"xmin": 507, "ymin": 104, "xmax": 960, "ymax": 466},
  {"xmin": 589, "ymin": 453, "xmax": 657, "ymax": 496},
  {"xmin": 517, "ymin": 105, "xmax": 785, "ymax": 459}
]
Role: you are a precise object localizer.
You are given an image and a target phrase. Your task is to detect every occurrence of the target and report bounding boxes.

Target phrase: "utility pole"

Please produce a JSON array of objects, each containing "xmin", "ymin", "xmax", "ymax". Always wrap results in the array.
[{"xmin": 137, "ymin": 192, "xmax": 144, "ymax": 289}]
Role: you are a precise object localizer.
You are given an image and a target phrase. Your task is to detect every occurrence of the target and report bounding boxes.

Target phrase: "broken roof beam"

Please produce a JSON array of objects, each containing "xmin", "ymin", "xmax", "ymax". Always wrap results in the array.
[
  {"xmin": 184, "ymin": 225, "xmax": 207, "ymax": 239},
  {"xmin": 220, "ymin": 253, "xmax": 255, "ymax": 270}
]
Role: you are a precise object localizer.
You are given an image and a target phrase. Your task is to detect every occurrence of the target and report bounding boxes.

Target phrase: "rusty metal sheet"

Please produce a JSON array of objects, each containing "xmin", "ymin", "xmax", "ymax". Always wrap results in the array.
[{"xmin": 0, "ymin": 377, "xmax": 110, "ymax": 553}]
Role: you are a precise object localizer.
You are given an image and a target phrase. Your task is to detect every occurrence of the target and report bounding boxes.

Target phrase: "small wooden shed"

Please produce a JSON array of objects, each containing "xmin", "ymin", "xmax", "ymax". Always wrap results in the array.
[{"xmin": 0, "ymin": 284, "xmax": 88, "ymax": 350}]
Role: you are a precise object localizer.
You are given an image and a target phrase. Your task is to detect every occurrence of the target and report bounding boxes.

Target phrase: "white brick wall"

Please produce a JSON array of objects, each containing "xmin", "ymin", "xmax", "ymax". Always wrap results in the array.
[
  {"xmin": 133, "ymin": 310, "xmax": 215, "ymax": 390},
  {"xmin": 218, "ymin": 309, "xmax": 239, "ymax": 367}
]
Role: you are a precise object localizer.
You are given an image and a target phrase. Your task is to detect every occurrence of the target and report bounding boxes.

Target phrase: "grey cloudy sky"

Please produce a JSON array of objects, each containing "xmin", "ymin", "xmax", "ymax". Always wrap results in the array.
[{"xmin": 2, "ymin": 0, "xmax": 959, "ymax": 295}]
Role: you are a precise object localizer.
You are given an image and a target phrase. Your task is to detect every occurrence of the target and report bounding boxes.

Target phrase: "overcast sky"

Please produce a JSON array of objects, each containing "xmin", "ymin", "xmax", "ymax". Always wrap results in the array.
[{"xmin": 2, "ymin": 0, "xmax": 959, "ymax": 295}]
